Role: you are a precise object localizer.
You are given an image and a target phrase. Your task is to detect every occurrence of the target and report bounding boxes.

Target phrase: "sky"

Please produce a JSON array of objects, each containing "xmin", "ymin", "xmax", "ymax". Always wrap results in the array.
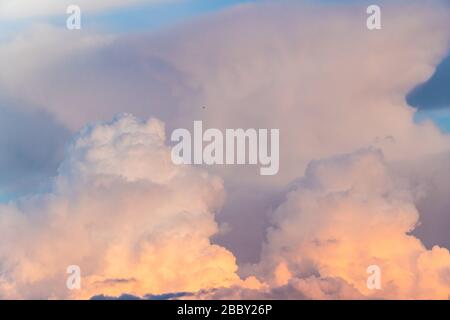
[
  {"xmin": 0, "ymin": 0, "xmax": 255, "ymax": 39},
  {"xmin": 409, "ymin": 50, "xmax": 450, "ymax": 131},
  {"xmin": 0, "ymin": 0, "xmax": 450, "ymax": 300}
]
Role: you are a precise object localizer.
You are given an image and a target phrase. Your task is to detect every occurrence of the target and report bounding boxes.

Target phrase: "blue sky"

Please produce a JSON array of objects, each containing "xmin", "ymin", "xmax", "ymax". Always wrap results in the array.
[
  {"xmin": 415, "ymin": 109, "xmax": 450, "ymax": 133},
  {"xmin": 88, "ymin": 0, "xmax": 255, "ymax": 33},
  {"xmin": 408, "ymin": 49, "xmax": 450, "ymax": 132}
]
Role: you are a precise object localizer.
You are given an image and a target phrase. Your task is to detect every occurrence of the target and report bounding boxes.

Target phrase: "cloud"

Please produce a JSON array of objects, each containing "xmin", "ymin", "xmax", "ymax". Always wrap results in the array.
[
  {"xmin": 190, "ymin": 276, "xmax": 363, "ymax": 300},
  {"xmin": 0, "ymin": 114, "xmax": 245, "ymax": 299},
  {"xmin": 2, "ymin": 0, "xmax": 449, "ymax": 175},
  {"xmin": 192, "ymin": 149, "xmax": 450, "ymax": 299},
  {"xmin": 91, "ymin": 293, "xmax": 142, "ymax": 300},
  {"xmin": 393, "ymin": 151, "xmax": 450, "ymax": 250},
  {"xmin": 91, "ymin": 291, "xmax": 190, "ymax": 300},
  {"xmin": 2, "ymin": 1, "xmax": 450, "ymax": 264},
  {"xmin": 0, "ymin": 0, "xmax": 179, "ymax": 19},
  {"xmin": 0, "ymin": 24, "xmax": 113, "ymax": 109},
  {"xmin": 258, "ymin": 149, "xmax": 450, "ymax": 299},
  {"xmin": 0, "ymin": 0, "xmax": 450, "ymax": 299}
]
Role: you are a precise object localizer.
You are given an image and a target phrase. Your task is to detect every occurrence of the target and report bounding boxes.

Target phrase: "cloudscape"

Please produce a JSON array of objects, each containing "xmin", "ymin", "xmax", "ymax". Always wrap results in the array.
[{"xmin": 0, "ymin": 0, "xmax": 450, "ymax": 300}]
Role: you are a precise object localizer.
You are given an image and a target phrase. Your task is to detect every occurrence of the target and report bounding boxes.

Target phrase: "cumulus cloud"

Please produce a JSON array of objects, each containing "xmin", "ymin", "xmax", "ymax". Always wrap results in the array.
[
  {"xmin": 257, "ymin": 149, "xmax": 450, "ymax": 299},
  {"xmin": 0, "ymin": 0, "xmax": 450, "ymax": 300},
  {"xmin": 0, "ymin": 114, "xmax": 246, "ymax": 299},
  {"xmin": 191, "ymin": 149, "xmax": 450, "ymax": 299},
  {"xmin": 2, "ymin": 0, "xmax": 450, "ymax": 264}
]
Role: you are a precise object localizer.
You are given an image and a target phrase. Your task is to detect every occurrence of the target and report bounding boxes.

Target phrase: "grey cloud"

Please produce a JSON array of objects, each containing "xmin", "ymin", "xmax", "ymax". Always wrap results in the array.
[
  {"xmin": 91, "ymin": 291, "xmax": 190, "ymax": 300},
  {"xmin": 392, "ymin": 151, "xmax": 450, "ymax": 250},
  {"xmin": 0, "ymin": 101, "xmax": 70, "ymax": 199},
  {"xmin": 190, "ymin": 276, "xmax": 363, "ymax": 300}
]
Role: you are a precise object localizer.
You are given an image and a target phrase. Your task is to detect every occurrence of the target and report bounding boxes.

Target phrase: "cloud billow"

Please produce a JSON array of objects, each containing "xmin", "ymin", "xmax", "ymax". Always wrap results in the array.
[
  {"xmin": 1, "ymin": 0, "xmax": 450, "ymax": 300},
  {"xmin": 0, "ymin": 114, "xmax": 245, "ymax": 299}
]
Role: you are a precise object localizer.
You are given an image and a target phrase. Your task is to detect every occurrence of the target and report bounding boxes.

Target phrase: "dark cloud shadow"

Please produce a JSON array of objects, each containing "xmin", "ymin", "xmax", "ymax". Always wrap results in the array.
[
  {"xmin": 0, "ymin": 101, "xmax": 70, "ymax": 199},
  {"xmin": 91, "ymin": 292, "xmax": 190, "ymax": 300}
]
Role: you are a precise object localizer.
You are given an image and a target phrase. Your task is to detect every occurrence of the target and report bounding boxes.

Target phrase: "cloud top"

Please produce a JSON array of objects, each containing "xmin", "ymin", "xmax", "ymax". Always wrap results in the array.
[{"xmin": 0, "ymin": 114, "xmax": 242, "ymax": 299}]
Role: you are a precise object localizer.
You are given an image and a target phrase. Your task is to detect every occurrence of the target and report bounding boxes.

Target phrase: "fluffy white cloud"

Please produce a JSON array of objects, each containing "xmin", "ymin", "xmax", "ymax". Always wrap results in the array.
[
  {"xmin": 191, "ymin": 149, "xmax": 450, "ymax": 299},
  {"xmin": 258, "ymin": 149, "xmax": 450, "ymax": 299},
  {"xmin": 0, "ymin": 114, "xmax": 244, "ymax": 299},
  {"xmin": 0, "ymin": 0, "xmax": 450, "ymax": 299}
]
